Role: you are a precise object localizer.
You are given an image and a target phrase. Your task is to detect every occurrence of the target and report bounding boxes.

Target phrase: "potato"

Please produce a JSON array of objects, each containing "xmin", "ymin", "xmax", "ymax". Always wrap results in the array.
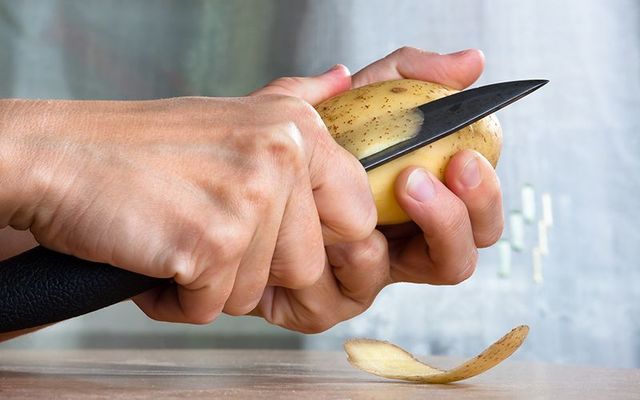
[{"xmin": 317, "ymin": 79, "xmax": 502, "ymax": 225}]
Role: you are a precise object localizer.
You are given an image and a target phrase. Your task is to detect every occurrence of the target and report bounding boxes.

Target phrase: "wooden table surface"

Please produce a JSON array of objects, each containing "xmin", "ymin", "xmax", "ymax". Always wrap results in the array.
[{"xmin": 0, "ymin": 349, "xmax": 638, "ymax": 399}]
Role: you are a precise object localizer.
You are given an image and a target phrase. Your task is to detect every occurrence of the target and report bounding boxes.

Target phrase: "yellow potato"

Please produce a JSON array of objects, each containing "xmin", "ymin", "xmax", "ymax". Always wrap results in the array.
[{"xmin": 317, "ymin": 79, "xmax": 502, "ymax": 225}]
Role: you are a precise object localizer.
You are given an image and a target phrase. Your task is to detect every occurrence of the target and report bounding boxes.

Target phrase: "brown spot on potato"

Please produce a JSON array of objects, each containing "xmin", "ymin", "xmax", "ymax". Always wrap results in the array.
[{"xmin": 391, "ymin": 87, "xmax": 407, "ymax": 93}]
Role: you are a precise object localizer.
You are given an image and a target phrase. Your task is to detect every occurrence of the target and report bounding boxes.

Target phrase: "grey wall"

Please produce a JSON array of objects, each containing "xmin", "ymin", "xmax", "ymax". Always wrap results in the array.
[{"xmin": 1, "ymin": 0, "xmax": 638, "ymax": 368}]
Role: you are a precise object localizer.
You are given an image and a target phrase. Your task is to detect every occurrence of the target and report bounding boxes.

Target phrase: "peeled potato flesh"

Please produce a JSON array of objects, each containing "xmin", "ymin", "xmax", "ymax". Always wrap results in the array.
[{"xmin": 317, "ymin": 79, "xmax": 502, "ymax": 225}]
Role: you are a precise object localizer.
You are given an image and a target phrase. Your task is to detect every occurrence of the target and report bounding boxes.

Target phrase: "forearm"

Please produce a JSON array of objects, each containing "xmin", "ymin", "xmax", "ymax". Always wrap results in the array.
[{"xmin": 0, "ymin": 101, "xmax": 56, "ymax": 340}]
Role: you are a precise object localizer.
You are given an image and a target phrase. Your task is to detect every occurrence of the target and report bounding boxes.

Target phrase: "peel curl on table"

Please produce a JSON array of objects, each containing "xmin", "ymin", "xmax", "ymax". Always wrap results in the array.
[{"xmin": 344, "ymin": 325, "xmax": 529, "ymax": 384}]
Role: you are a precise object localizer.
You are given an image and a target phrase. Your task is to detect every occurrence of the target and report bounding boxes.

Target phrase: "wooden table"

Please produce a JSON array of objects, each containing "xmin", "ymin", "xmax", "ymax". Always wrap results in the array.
[{"xmin": 0, "ymin": 349, "xmax": 638, "ymax": 399}]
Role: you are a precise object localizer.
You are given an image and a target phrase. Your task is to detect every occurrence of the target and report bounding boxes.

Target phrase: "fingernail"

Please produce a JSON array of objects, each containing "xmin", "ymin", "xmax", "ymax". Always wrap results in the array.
[
  {"xmin": 460, "ymin": 154, "xmax": 481, "ymax": 188},
  {"xmin": 406, "ymin": 168, "xmax": 436, "ymax": 202},
  {"xmin": 323, "ymin": 64, "xmax": 350, "ymax": 76},
  {"xmin": 447, "ymin": 49, "xmax": 473, "ymax": 56}
]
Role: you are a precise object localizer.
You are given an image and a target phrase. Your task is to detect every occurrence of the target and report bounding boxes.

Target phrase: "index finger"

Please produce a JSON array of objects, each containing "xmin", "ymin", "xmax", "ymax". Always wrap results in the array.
[
  {"xmin": 309, "ymin": 134, "xmax": 378, "ymax": 245},
  {"xmin": 250, "ymin": 68, "xmax": 377, "ymax": 245}
]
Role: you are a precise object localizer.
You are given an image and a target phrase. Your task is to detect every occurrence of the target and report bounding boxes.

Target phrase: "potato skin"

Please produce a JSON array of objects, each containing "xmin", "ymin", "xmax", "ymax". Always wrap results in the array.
[{"xmin": 317, "ymin": 79, "xmax": 502, "ymax": 225}]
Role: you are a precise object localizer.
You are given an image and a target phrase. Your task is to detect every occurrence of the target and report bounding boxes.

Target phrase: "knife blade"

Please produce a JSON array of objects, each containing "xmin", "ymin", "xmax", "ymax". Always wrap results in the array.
[
  {"xmin": 0, "ymin": 79, "xmax": 548, "ymax": 334},
  {"xmin": 361, "ymin": 79, "xmax": 548, "ymax": 170}
]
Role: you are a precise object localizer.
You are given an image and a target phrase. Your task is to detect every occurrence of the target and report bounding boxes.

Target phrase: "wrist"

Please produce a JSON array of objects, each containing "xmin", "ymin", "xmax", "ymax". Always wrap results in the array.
[{"xmin": 0, "ymin": 99, "xmax": 65, "ymax": 229}]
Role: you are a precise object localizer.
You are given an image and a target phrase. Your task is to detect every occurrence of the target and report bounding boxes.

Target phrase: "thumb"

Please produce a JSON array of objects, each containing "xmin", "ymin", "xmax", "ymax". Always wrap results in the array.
[
  {"xmin": 250, "ymin": 64, "xmax": 352, "ymax": 106},
  {"xmin": 352, "ymin": 47, "xmax": 485, "ymax": 90}
]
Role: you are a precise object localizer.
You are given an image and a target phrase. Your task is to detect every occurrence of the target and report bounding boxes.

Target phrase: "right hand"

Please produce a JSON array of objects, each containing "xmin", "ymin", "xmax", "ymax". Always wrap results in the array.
[{"xmin": 0, "ymin": 65, "xmax": 376, "ymax": 324}]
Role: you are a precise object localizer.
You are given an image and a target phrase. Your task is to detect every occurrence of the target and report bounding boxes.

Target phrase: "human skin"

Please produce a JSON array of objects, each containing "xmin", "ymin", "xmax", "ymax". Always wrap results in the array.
[
  {"xmin": 246, "ymin": 47, "xmax": 504, "ymax": 333},
  {"xmin": 0, "ymin": 47, "xmax": 503, "ymax": 339}
]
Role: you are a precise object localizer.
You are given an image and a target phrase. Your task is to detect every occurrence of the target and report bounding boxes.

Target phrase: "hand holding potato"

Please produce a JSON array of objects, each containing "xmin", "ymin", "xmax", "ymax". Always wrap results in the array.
[
  {"xmin": 352, "ymin": 47, "xmax": 505, "ymax": 283},
  {"xmin": 250, "ymin": 47, "xmax": 505, "ymax": 332},
  {"xmin": 0, "ymin": 46, "xmax": 504, "ymax": 337}
]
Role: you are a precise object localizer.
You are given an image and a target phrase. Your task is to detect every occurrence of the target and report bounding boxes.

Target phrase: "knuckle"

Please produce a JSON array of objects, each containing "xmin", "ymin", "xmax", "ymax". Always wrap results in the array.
[
  {"xmin": 389, "ymin": 45, "xmax": 423, "ymax": 59},
  {"xmin": 478, "ymin": 180, "xmax": 503, "ymax": 216},
  {"xmin": 343, "ymin": 233, "xmax": 387, "ymax": 268},
  {"xmin": 299, "ymin": 101, "xmax": 324, "ymax": 127},
  {"xmin": 290, "ymin": 259, "xmax": 325, "ymax": 289},
  {"xmin": 201, "ymin": 229, "xmax": 237, "ymax": 263},
  {"xmin": 157, "ymin": 251, "xmax": 193, "ymax": 283},
  {"xmin": 474, "ymin": 188, "xmax": 504, "ymax": 247},
  {"xmin": 197, "ymin": 222, "xmax": 248, "ymax": 266},
  {"xmin": 349, "ymin": 164, "xmax": 378, "ymax": 239},
  {"xmin": 328, "ymin": 157, "xmax": 377, "ymax": 242},
  {"xmin": 439, "ymin": 200, "xmax": 469, "ymax": 240},
  {"xmin": 182, "ymin": 277, "xmax": 234, "ymax": 324},
  {"xmin": 338, "ymin": 218, "xmax": 375, "ymax": 243},
  {"xmin": 297, "ymin": 318, "xmax": 336, "ymax": 334},
  {"xmin": 439, "ymin": 248, "xmax": 478, "ymax": 285},
  {"xmin": 284, "ymin": 95, "xmax": 328, "ymax": 136},
  {"xmin": 477, "ymin": 220, "xmax": 504, "ymax": 248},
  {"xmin": 268, "ymin": 300, "xmax": 342, "ymax": 334},
  {"xmin": 224, "ymin": 281, "xmax": 266, "ymax": 316},
  {"xmin": 262, "ymin": 123, "xmax": 305, "ymax": 170},
  {"xmin": 224, "ymin": 299, "xmax": 259, "ymax": 317},
  {"xmin": 283, "ymin": 94, "xmax": 316, "ymax": 118},
  {"xmin": 276, "ymin": 254, "xmax": 325, "ymax": 289},
  {"xmin": 268, "ymin": 77, "xmax": 306, "ymax": 95},
  {"xmin": 185, "ymin": 303, "xmax": 224, "ymax": 325},
  {"xmin": 240, "ymin": 169, "xmax": 277, "ymax": 210},
  {"xmin": 394, "ymin": 45, "xmax": 415, "ymax": 57}
]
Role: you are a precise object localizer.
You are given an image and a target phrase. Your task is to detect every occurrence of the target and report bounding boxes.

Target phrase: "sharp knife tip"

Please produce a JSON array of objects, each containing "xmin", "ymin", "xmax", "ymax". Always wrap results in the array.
[
  {"xmin": 516, "ymin": 79, "xmax": 549, "ymax": 94},
  {"xmin": 530, "ymin": 79, "xmax": 550, "ymax": 88}
]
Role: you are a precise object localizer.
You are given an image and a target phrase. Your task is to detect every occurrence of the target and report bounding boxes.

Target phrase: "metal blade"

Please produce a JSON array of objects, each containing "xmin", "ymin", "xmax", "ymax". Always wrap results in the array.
[{"xmin": 359, "ymin": 79, "xmax": 548, "ymax": 170}]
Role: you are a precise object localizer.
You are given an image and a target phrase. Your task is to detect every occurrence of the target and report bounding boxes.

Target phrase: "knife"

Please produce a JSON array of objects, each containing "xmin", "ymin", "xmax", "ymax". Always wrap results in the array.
[{"xmin": 0, "ymin": 79, "xmax": 547, "ymax": 333}]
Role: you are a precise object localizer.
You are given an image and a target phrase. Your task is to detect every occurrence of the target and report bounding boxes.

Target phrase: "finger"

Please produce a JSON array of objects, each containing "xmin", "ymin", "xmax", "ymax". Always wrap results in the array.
[
  {"xmin": 444, "ymin": 150, "xmax": 504, "ymax": 248},
  {"xmin": 250, "ymin": 66, "xmax": 376, "ymax": 245},
  {"xmin": 254, "ymin": 261, "xmax": 365, "ymax": 334},
  {"xmin": 253, "ymin": 231, "xmax": 390, "ymax": 334},
  {"xmin": 222, "ymin": 230, "xmax": 274, "ymax": 316},
  {"xmin": 261, "ymin": 87, "xmax": 378, "ymax": 246},
  {"xmin": 391, "ymin": 167, "xmax": 478, "ymax": 285},
  {"xmin": 352, "ymin": 46, "xmax": 485, "ymax": 90},
  {"xmin": 250, "ymin": 64, "xmax": 352, "ymax": 106},
  {"xmin": 222, "ymin": 163, "xmax": 289, "ymax": 315},
  {"xmin": 134, "ymin": 264, "xmax": 237, "ymax": 324},
  {"xmin": 267, "ymin": 176, "xmax": 326, "ymax": 289},
  {"xmin": 310, "ymin": 140, "xmax": 378, "ymax": 245},
  {"xmin": 134, "ymin": 214, "xmax": 253, "ymax": 324},
  {"xmin": 0, "ymin": 227, "xmax": 37, "ymax": 261},
  {"xmin": 326, "ymin": 230, "xmax": 391, "ymax": 305}
]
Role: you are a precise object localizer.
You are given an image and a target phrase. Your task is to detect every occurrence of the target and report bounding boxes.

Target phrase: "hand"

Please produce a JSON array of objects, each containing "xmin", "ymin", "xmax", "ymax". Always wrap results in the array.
[
  {"xmin": 0, "ymin": 227, "xmax": 37, "ymax": 260},
  {"xmin": 0, "ymin": 68, "xmax": 377, "ymax": 325},
  {"xmin": 249, "ymin": 47, "xmax": 504, "ymax": 332},
  {"xmin": 352, "ymin": 47, "xmax": 504, "ymax": 283}
]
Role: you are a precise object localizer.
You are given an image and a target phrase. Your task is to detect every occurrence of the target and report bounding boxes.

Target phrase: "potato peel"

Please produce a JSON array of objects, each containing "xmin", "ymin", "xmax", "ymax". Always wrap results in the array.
[{"xmin": 344, "ymin": 325, "xmax": 529, "ymax": 384}]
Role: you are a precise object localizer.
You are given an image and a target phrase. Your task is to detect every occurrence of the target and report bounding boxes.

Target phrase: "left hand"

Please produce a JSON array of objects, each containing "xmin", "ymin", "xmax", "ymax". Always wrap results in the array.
[{"xmin": 249, "ymin": 47, "xmax": 504, "ymax": 333}]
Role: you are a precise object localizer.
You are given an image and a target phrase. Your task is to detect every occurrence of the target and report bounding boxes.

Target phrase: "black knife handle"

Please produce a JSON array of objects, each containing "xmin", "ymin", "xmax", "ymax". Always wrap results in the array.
[{"xmin": 0, "ymin": 246, "xmax": 167, "ymax": 333}]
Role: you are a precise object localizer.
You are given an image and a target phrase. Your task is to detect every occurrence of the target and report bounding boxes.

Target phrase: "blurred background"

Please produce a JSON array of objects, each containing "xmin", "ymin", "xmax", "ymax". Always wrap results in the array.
[{"xmin": 1, "ymin": 0, "xmax": 638, "ymax": 368}]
